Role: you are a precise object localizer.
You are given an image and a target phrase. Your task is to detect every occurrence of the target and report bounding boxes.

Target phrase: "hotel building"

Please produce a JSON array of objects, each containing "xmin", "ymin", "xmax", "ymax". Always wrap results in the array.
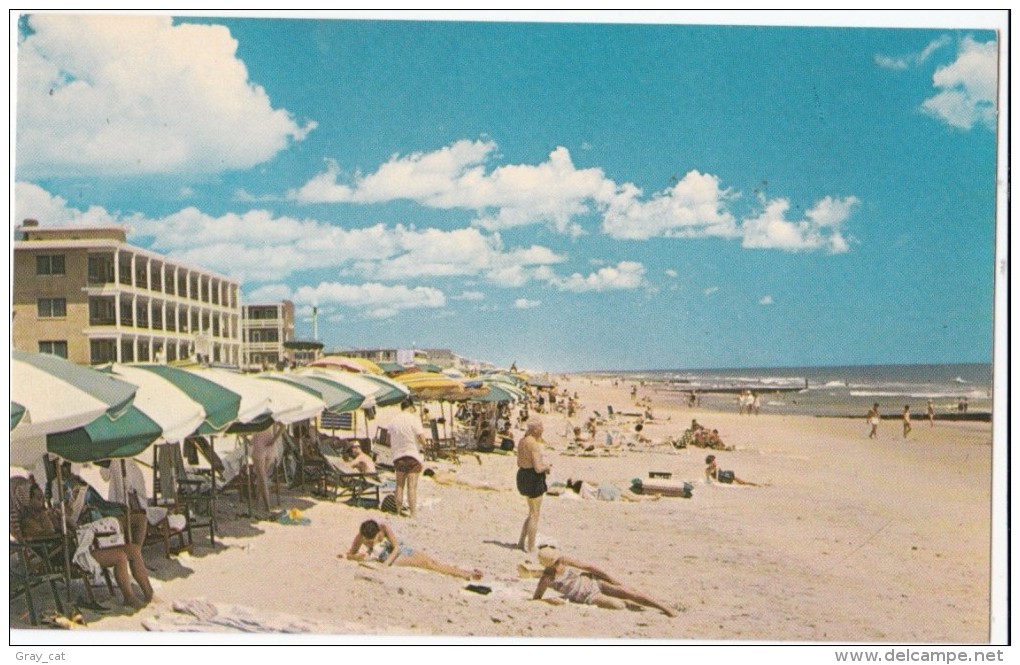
[
  {"xmin": 12, "ymin": 221, "xmax": 242, "ymax": 366},
  {"xmin": 241, "ymin": 301, "xmax": 295, "ymax": 370}
]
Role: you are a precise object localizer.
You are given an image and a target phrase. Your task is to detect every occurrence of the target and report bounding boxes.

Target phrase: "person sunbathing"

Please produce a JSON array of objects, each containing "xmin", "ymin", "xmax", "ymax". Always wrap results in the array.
[
  {"xmin": 344, "ymin": 519, "xmax": 483, "ymax": 581},
  {"xmin": 563, "ymin": 478, "xmax": 660, "ymax": 502},
  {"xmin": 532, "ymin": 546, "xmax": 677, "ymax": 617},
  {"xmin": 423, "ymin": 468, "xmax": 501, "ymax": 491},
  {"xmin": 704, "ymin": 454, "xmax": 759, "ymax": 486},
  {"xmin": 342, "ymin": 445, "xmax": 377, "ymax": 475}
]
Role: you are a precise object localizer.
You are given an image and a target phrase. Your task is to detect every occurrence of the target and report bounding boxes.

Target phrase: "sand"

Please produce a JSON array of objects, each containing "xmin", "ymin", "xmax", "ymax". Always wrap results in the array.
[{"xmin": 10, "ymin": 376, "xmax": 995, "ymax": 643}]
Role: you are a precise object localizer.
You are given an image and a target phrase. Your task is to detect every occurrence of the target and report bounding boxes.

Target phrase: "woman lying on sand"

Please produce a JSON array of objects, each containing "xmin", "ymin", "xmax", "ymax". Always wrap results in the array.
[
  {"xmin": 344, "ymin": 519, "xmax": 483, "ymax": 581},
  {"xmin": 704, "ymin": 454, "xmax": 760, "ymax": 486},
  {"xmin": 533, "ymin": 546, "xmax": 677, "ymax": 617},
  {"xmin": 551, "ymin": 478, "xmax": 660, "ymax": 502}
]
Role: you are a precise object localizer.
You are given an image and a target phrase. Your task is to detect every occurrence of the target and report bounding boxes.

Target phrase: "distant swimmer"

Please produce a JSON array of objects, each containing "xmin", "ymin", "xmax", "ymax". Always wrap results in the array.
[
  {"xmin": 867, "ymin": 403, "xmax": 880, "ymax": 439},
  {"xmin": 927, "ymin": 399, "xmax": 936, "ymax": 427},
  {"xmin": 902, "ymin": 405, "xmax": 912, "ymax": 439}
]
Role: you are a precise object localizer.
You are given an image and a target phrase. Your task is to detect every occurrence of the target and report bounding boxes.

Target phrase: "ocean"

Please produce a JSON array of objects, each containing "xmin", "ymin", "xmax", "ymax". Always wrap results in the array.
[{"xmin": 584, "ymin": 363, "xmax": 994, "ymax": 419}]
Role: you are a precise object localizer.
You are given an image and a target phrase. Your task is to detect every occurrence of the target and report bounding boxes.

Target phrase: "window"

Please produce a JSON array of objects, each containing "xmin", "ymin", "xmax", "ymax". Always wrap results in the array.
[
  {"xmin": 89, "ymin": 298, "xmax": 116, "ymax": 325},
  {"xmin": 37, "ymin": 298, "xmax": 67, "ymax": 318},
  {"xmin": 38, "ymin": 341, "xmax": 68, "ymax": 358},
  {"xmin": 90, "ymin": 339, "xmax": 117, "ymax": 365},
  {"xmin": 36, "ymin": 254, "xmax": 66, "ymax": 275}
]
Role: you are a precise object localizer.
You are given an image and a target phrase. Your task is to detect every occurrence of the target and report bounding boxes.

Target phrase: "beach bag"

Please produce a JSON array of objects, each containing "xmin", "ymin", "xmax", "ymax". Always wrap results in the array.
[
  {"xmin": 718, "ymin": 470, "xmax": 735, "ymax": 484},
  {"xmin": 500, "ymin": 437, "xmax": 515, "ymax": 451},
  {"xmin": 381, "ymin": 493, "xmax": 398, "ymax": 514}
]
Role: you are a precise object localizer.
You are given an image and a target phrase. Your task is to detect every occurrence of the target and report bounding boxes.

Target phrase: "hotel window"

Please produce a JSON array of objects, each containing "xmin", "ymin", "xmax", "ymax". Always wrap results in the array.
[
  {"xmin": 36, "ymin": 254, "xmax": 66, "ymax": 275},
  {"xmin": 90, "ymin": 339, "xmax": 117, "ymax": 365},
  {"xmin": 38, "ymin": 340, "xmax": 68, "ymax": 358},
  {"xmin": 37, "ymin": 298, "xmax": 67, "ymax": 318}
]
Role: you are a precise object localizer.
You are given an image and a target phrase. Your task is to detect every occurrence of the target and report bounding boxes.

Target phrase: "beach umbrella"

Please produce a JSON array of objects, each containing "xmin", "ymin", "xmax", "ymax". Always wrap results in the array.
[
  {"xmin": 468, "ymin": 383, "xmax": 518, "ymax": 403},
  {"xmin": 11, "ymin": 349, "xmax": 138, "ymax": 442},
  {"xmin": 171, "ymin": 367, "xmax": 279, "ymax": 430},
  {"xmin": 414, "ymin": 362, "xmax": 444, "ymax": 374},
  {"xmin": 111, "ymin": 364, "xmax": 243, "ymax": 435},
  {"xmin": 253, "ymin": 376, "xmax": 326, "ymax": 424},
  {"xmin": 309, "ymin": 356, "xmax": 366, "ymax": 373},
  {"xmin": 298, "ymin": 369, "xmax": 378, "ymax": 410},
  {"xmin": 262, "ymin": 373, "xmax": 364, "ymax": 414},
  {"xmin": 376, "ymin": 361, "xmax": 407, "ymax": 376},
  {"xmin": 357, "ymin": 373, "xmax": 411, "ymax": 407}
]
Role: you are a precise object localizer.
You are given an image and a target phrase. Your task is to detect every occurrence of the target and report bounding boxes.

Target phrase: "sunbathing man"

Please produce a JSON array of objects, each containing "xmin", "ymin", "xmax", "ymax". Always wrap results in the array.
[
  {"xmin": 342, "ymin": 444, "xmax": 377, "ymax": 474},
  {"xmin": 345, "ymin": 519, "xmax": 483, "ymax": 580},
  {"xmin": 533, "ymin": 546, "xmax": 677, "ymax": 617},
  {"xmin": 704, "ymin": 454, "xmax": 759, "ymax": 486}
]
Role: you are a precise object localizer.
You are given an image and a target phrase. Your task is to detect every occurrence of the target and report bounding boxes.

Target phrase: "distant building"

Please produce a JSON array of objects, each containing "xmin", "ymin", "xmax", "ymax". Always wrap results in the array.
[
  {"xmin": 12, "ymin": 220, "xmax": 242, "ymax": 366},
  {"xmin": 241, "ymin": 301, "xmax": 295, "ymax": 370},
  {"xmin": 419, "ymin": 348, "xmax": 457, "ymax": 369},
  {"xmin": 343, "ymin": 347, "xmax": 429, "ymax": 366},
  {"xmin": 283, "ymin": 339, "xmax": 323, "ymax": 368}
]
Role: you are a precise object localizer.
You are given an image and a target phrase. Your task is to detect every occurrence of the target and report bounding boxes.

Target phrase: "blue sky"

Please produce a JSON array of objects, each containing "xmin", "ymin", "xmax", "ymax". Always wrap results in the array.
[{"xmin": 12, "ymin": 11, "xmax": 1004, "ymax": 372}]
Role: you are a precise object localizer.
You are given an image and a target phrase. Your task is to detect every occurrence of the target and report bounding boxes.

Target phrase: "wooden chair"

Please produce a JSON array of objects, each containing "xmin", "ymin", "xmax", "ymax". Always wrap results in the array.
[
  {"xmin": 425, "ymin": 419, "xmax": 460, "ymax": 463},
  {"xmin": 151, "ymin": 443, "xmax": 216, "ymax": 548},
  {"xmin": 312, "ymin": 442, "xmax": 382, "ymax": 507}
]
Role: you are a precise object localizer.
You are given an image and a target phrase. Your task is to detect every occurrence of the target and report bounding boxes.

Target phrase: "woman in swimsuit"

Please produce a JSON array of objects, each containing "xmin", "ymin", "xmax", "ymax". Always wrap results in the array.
[
  {"xmin": 516, "ymin": 419, "xmax": 551, "ymax": 553},
  {"xmin": 345, "ymin": 519, "xmax": 483, "ymax": 580},
  {"xmin": 532, "ymin": 546, "xmax": 677, "ymax": 617}
]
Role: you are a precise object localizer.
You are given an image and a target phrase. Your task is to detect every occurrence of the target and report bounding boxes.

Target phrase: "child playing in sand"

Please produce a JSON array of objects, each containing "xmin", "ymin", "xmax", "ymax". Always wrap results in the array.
[
  {"xmin": 704, "ymin": 454, "xmax": 759, "ymax": 486},
  {"xmin": 532, "ymin": 546, "xmax": 677, "ymax": 617},
  {"xmin": 344, "ymin": 519, "xmax": 483, "ymax": 581}
]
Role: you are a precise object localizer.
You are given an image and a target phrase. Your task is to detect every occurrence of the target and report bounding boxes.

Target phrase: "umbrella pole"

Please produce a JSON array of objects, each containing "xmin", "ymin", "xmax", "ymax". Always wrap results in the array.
[
  {"xmin": 120, "ymin": 458, "xmax": 133, "ymax": 545},
  {"xmin": 243, "ymin": 435, "xmax": 253, "ymax": 517},
  {"xmin": 54, "ymin": 458, "xmax": 74, "ymax": 607}
]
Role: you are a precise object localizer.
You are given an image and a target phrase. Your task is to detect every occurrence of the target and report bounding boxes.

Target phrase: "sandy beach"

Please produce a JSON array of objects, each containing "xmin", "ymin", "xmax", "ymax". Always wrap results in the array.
[{"xmin": 11, "ymin": 375, "xmax": 994, "ymax": 643}]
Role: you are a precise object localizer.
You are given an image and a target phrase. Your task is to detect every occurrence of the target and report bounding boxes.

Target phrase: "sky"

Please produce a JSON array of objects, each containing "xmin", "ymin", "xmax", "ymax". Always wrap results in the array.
[{"xmin": 11, "ymin": 11, "xmax": 1005, "ymax": 372}]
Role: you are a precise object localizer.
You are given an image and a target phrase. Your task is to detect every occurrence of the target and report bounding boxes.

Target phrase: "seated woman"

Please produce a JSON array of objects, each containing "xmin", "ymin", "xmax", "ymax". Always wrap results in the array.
[
  {"xmin": 533, "ymin": 546, "xmax": 677, "ymax": 617},
  {"xmin": 61, "ymin": 462, "xmax": 148, "ymax": 546},
  {"xmin": 344, "ymin": 519, "xmax": 483, "ymax": 581},
  {"xmin": 704, "ymin": 454, "xmax": 759, "ymax": 486},
  {"xmin": 23, "ymin": 482, "xmax": 153, "ymax": 610},
  {"xmin": 342, "ymin": 444, "xmax": 377, "ymax": 475}
]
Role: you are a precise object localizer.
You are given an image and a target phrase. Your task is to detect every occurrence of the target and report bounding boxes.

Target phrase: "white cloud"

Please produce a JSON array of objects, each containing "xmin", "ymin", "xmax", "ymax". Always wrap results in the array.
[
  {"xmin": 759, "ymin": 295, "xmax": 774, "ymax": 305},
  {"xmin": 290, "ymin": 140, "xmax": 619, "ymax": 237},
  {"xmin": 704, "ymin": 286, "xmax": 719, "ymax": 296},
  {"xmin": 875, "ymin": 35, "xmax": 951, "ymax": 70},
  {"xmin": 513, "ymin": 298, "xmax": 541, "ymax": 309},
  {"xmin": 295, "ymin": 281, "xmax": 446, "ymax": 320},
  {"xmin": 664, "ymin": 269, "xmax": 679, "ymax": 278},
  {"xmin": 17, "ymin": 15, "xmax": 314, "ymax": 176},
  {"xmin": 921, "ymin": 37, "xmax": 998, "ymax": 130},
  {"xmin": 601, "ymin": 171, "xmax": 738, "ymax": 240},
  {"xmin": 16, "ymin": 181, "xmax": 566, "ymax": 285},
  {"xmin": 453, "ymin": 291, "xmax": 485, "ymax": 301},
  {"xmin": 548, "ymin": 261, "xmax": 646, "ymax": 292},
  {"xmin": 740, "ymin": 196, "xmax": 857, "ymax": 253}
]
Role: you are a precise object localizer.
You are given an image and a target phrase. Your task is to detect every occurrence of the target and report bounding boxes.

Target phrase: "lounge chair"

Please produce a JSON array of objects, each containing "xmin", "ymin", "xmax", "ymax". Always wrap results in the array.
[
  {"xmin": 312, "ymin": 442, "xmax": 382, "ymax": 507},
  {"xmin": 151, "ymin": 443, "xmax": 216, "ymax": 548},
  {"xmin": 425, "ymin": 420, "xmax": 460, "ymax": 463}
]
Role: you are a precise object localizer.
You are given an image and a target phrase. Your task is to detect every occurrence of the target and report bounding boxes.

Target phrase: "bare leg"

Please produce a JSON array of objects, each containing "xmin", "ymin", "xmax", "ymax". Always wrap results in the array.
[
  {"xmin": 93, "ymin": 548, "xmax": 144, "ymax": 609},
  {"xmin": 589, "ymin": 593, "xmax": 627, "ymax": 610},
  {"xmin": 517, "ymin": 495, "xmax": 543, "ymax": 552},
  {"xmin": 599, "ymin": 581, "xmax": 677, "ymax": 617},
  {"xmin": 406, "ymin": 471, "xmax": 420, "ymax": 517},
  {"xmin": 396, "ymin": 551, "xmax": 482, "ymax": 580},
  {"xmin": 125, "ymin": 544, "xmax": 154, "ymax": 602},
  {"xmin": 394, "ymin": 470, "xmax": 408, "ymax": 515}
]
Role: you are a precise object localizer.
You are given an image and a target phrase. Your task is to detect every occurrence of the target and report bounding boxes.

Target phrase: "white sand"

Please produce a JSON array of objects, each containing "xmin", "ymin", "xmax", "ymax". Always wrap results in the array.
[{"xmin": 11, "ymin": 376, "xmax": 993, "ymax": 642}]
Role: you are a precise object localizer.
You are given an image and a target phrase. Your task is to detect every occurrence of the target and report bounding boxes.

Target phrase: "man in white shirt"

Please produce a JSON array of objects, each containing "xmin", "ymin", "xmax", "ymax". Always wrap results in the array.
[{"xmin": 387, "ymin": 398, "xmax": 427, "ymax": 517}]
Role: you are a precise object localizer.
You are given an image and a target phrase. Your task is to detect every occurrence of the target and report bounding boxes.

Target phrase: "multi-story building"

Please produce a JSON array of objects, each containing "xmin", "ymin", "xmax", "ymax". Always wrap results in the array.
[
  {"xmin": 12, "ymin": 220, "xmax": 242, "ymax": 366},
  {"xmin": 241, "ymin": 301, "xmax": 295, "ymax": 370}
]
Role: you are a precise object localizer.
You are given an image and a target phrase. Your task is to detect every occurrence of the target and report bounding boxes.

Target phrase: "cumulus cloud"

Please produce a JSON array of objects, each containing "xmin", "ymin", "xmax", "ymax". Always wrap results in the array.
[
  {"xmin": 740, "ymin": 196, "xmax": 857, "ymax": 253},
  {"xmin": 289, "ymin": 139, "xmax": 856, "ymax": 253},
  {"xmin": 921, "ymin": 36, "xmax": 998, "ymax": 130},
  {"xmin": 601, "ymin": 171, "xmax": 738, "ymax": 240},
  {"xmin": 664, "ymin": 269, "xmax": 679, "ymax": 278},
  {"xmin": 453, "ymin": 291, "xmax": 485, "ymax": 301},
  {"xmin": 251, "ymin": 281, "xmax": 446, "ymax": 320},
  {"xmin": 704, "ymin": 286, "xmax": 719, "ymax": 296},
  {"xmin": 548, "ymin": 261, "xmax": 646, "ymax": 292},
  {"xmin": 875, "ymin": 35, "xmax": 951, "ymax": 70},
  {"xmin": 513, "ymin": 298, "xmax": 541, "ymax": 309},
  {"xmin": 16, "ymin": 15, "xmax": 314, "ymax": 176},
  {"xmin": 290, "ymin": 141, "xmax": 615, "ymax": 237},
  {"xmin": 759, "ymin": 295, "xmax": 774, "ymax": 305}
]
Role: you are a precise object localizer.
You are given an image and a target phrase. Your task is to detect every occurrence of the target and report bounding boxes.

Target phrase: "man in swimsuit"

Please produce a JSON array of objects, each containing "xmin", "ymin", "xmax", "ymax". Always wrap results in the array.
[
  {"xmin": 532, "ymin": 546, "xmax": 677, "ymax": 617},
  {"xmin": 516, "ymin": 419, "xmax": 551, "ymax": 553}
]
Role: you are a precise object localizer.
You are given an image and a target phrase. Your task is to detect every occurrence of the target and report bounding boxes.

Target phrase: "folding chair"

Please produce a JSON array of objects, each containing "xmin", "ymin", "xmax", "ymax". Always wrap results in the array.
[{"xmin": 152, "ymin": 443, "xmax": 216, "ymax": 548}]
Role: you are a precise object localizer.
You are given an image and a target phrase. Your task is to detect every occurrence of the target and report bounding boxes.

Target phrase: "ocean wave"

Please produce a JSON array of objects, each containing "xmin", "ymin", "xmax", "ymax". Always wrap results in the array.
[{"xmin": 849, "ymin": 390, "xmax": 989, "ymax": 399}]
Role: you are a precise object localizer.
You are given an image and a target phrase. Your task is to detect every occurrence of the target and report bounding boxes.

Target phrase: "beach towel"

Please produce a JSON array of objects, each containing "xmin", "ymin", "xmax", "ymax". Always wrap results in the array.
[{"xmin": 141, "ymin": 598, "xmax": 342, "ymax": 633}]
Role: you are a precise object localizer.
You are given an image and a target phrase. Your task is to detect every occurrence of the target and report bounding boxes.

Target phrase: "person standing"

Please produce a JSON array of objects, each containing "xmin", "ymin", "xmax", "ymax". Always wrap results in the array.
[
  {"xmin": 867, "ymin": 403, "xmax": 880, "ymax": 439},
  {"xmin": 927, "ymin": 399, "xmax": 936, "ymax": 427},
  {"xmin": 516, "ymin": 419, "xmax": 551, "ymax": 553},
  {"xmin": 902, "ymin": 405, "xmax": 912, "ymax": 439},
  {"xmin": 387, "ymin": 398, "xmax": 427, "ymax": 518}
]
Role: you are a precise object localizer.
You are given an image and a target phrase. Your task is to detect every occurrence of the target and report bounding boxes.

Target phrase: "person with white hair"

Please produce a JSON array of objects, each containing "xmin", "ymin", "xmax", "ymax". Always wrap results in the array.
[
  {"xmin": 533, "ymin": 545, "xmax": 677, "ymax": 617},
  {"xmin": 516, "ymin": 419, "xmax": 551, "ymax": 553}
]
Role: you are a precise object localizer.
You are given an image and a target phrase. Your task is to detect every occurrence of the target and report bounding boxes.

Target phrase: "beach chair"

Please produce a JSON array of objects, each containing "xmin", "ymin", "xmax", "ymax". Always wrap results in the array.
[
  {"xmin": 9, "ymin": 476, "xmax": 68, "ymax": 625},
  {"xmin": 425, "ymin": 420, "xmax": 460, "ymax": 464},
  {"xmin": 312, "ymin": 443, "xmax": 382, "ymax": 507},
  {"xmin": 152, "ymin": 443, "xmax": 216, "ymax": 548}
]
